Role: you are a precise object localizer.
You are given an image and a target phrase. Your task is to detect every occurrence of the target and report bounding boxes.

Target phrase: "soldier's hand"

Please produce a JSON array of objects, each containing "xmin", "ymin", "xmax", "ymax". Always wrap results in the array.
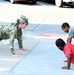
[{"xmin": 20, "ymin": 48, "xmax": 28, "ymax": 51}]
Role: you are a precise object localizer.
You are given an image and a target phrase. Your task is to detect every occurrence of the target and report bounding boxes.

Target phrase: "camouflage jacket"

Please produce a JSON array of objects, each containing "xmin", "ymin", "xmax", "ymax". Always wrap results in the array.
[{"xmin": 0, "ymin": 23, "xmax": 23, "ymax": 50}]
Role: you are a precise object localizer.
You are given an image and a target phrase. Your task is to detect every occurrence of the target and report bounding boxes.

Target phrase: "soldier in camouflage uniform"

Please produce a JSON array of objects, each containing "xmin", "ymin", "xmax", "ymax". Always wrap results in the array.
[{"xmin": 0, "ymin": 15, "xmax": 29, "ymax": 55}]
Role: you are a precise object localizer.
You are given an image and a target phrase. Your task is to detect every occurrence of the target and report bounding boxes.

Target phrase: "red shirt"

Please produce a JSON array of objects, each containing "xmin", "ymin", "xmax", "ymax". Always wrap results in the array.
[{"xmin": 63, "ymin": 43, "xmax": 74, "ymax": 64}]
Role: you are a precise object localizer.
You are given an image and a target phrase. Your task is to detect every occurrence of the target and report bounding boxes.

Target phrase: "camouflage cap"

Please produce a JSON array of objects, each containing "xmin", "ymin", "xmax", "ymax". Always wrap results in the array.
[{"xmin": 20, "ymin": 15, "xmax": 29, "ymax": 25}]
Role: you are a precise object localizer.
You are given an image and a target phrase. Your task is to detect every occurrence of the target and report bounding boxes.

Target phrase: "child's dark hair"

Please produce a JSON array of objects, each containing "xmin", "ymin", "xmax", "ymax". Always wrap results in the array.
[
  {"xmin": 55, "ymin": 38, "xmax": 66, "ymax": 47},
  {"xmin": 61, "ymin": 22, "xmax": 70, "ymax": 28}
]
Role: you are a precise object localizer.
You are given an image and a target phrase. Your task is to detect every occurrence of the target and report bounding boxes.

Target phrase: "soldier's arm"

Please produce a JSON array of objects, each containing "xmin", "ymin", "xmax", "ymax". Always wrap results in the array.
[
  {"xmin": 17, "ymin": 29, "xmax": 23, "ymax": 49},
  {"xmin": 9, "ymin": 31, "xmax": 15, "ymax": 54},
  {"xmin": 17, "ymin": 35, "xmax": 23, "ymax": 49}
]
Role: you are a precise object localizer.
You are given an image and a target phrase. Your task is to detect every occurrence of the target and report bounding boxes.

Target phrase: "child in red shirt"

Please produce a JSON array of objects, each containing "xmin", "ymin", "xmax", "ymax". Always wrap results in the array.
[{"xmin": 55, "ymin": 38, "xmax": 74, "ymax": 69}]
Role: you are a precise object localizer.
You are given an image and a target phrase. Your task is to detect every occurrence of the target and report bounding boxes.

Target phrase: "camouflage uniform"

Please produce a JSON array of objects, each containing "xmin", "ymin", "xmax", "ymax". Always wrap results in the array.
[{"xmin": 0, "ymin": 15, "xmax": 29, "ymax": 54}]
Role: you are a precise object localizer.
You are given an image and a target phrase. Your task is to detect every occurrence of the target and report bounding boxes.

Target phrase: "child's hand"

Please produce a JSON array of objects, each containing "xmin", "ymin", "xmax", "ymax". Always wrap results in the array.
[{"xmin": 61, "ymin": 66, "xmax": 68, "ymax": 69}]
